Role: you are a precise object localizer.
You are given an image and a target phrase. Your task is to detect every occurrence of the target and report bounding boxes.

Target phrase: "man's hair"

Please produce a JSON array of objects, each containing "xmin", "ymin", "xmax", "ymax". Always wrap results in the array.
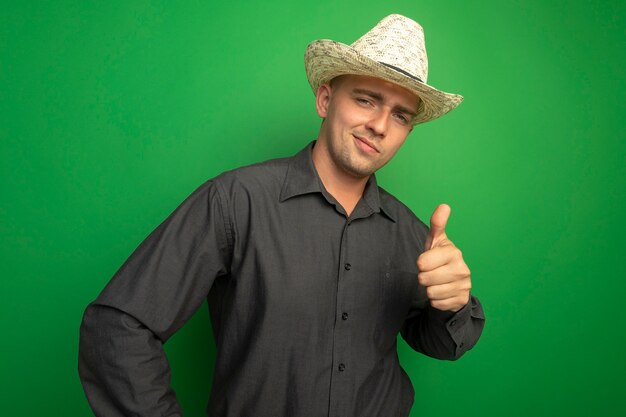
[{"xmin": 328, "ymin": 75, "xmax": 348, "ymax": 90}]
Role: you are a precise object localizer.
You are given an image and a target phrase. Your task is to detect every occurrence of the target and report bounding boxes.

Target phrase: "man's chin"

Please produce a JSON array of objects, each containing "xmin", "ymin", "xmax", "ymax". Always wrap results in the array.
[{"xmin": 342, "ymin": 161, "xmax": 378, "ymax": 178}]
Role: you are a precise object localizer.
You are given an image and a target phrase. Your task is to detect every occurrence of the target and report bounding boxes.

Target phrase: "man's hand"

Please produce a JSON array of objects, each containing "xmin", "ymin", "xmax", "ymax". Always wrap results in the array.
[{"xmin": 417, "ymin": 204, "xmax": 471, "ymax": 312}]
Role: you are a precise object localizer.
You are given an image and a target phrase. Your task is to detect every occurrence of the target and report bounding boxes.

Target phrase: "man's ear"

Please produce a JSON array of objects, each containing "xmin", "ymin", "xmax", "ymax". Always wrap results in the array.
[{"xmin": 315, "ymin": 84, "xmax": 332, "ymax": 118}]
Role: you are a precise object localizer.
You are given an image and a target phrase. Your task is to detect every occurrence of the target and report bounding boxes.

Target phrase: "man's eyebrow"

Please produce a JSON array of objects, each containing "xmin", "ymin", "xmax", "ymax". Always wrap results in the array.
[
  {"xmin": 352, "ymin": 88, "xmax": 384, "ymax": 102},
  {"xmin": 352, "ymin": 88, "xmax": 418, "ymax": 117}
]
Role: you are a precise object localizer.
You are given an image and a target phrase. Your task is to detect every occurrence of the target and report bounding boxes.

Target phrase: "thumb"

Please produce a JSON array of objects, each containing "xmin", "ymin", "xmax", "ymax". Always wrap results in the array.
[{"xmin": 424, "ymin": 204, "xmax": 451, "ymax": 250}]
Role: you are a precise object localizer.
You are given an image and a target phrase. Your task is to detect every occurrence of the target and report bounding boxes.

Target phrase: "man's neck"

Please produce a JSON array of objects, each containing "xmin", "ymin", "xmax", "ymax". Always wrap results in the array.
[{"xmin": 311, "ymin": 140, "xmax": 369, "ymax": 217}]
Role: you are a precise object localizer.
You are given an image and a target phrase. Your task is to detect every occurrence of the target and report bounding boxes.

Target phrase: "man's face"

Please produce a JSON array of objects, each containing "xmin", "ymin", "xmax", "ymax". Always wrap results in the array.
[{"xmin": 315, "ymin": 74, "xmax": 419, "ymax": 178}]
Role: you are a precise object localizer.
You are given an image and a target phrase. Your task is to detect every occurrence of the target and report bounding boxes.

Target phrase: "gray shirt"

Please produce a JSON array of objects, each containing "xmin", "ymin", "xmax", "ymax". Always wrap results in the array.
[{"xmin": 79, "ymin": 141, "xmax": 485, "ymax": 417}]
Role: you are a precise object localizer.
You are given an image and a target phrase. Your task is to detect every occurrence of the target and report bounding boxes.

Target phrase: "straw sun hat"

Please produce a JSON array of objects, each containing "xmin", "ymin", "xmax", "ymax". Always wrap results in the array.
[{"xmin": 304, "ymin": 14, "xmax": 463, "ymax": 125}]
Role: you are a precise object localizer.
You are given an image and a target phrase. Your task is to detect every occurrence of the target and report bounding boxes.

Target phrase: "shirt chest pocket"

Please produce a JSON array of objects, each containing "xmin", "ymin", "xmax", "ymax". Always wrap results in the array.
[{"xmin": 376, "ymin": 268, "xmax": 426, "ymax": 339}]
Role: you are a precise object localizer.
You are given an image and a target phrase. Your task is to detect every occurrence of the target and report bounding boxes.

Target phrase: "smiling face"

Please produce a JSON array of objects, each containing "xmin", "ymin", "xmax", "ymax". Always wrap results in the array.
[{"xmin": 314, "ymin": 74, "xmax": 420, "ymax": 179}]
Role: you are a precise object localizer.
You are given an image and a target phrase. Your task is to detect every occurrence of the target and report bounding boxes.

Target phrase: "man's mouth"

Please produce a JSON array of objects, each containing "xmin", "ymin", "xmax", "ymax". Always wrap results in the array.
[{"xmin": 353, "ymin": 134, "xmax": 380, "ymax": 153}]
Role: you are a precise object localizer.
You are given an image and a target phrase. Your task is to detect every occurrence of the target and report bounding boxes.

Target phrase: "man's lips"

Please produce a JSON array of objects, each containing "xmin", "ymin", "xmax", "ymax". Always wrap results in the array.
[{"xmin": 353, "ymin": 134, "xmax": 380, "ymax": 153}]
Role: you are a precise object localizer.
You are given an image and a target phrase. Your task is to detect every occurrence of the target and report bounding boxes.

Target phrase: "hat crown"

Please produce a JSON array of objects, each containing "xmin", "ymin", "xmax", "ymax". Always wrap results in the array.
[{"xmin": 351, "ymin": 14, "xmax": 428, "ymax": 83}]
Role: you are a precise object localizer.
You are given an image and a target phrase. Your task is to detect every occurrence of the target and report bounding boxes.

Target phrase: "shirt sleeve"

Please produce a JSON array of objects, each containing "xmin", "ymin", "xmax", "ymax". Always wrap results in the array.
[
  {"xmin": 78, "ymin": 179, "xmax": 232, "ymax": 416},
  {"xmin": 400, "ymin": 294, "xmax": 485, "ymax": 360}
]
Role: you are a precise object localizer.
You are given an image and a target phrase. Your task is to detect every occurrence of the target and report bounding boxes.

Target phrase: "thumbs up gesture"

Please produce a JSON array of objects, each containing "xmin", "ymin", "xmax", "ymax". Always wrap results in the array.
[{"xmin": 417, "ymin": 204, "xmax": 472, "ymax": 312}]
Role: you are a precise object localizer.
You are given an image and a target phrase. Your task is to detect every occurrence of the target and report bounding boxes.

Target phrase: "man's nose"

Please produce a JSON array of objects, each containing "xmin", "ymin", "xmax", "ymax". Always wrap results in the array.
[{"xmin": 364, "ymin": 109, "xmax": 388, "ymax": 138}]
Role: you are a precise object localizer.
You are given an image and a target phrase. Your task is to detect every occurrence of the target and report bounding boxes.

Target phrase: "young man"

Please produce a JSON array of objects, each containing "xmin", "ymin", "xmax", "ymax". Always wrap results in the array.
[{"xmin": 79, "ymin": 14, "xmax": 485, "ymax": 417}]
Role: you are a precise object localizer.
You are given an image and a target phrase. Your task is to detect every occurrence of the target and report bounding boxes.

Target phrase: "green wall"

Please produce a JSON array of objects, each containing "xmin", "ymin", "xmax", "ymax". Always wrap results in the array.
[{"xmin": 1, "ymin": 1, "xmax": 624, "ymax": 415}]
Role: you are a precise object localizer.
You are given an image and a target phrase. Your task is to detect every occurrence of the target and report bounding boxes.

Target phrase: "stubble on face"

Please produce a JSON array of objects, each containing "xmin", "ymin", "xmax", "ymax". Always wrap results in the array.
[{"xmin": 325, "ymin": 128, "xmax": 379, "ymax": 178}]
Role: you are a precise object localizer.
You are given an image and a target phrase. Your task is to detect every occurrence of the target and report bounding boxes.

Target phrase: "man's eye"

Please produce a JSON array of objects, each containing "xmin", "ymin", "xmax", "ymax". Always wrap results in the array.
[
  {"xmin": 394, "ymin": 113, "xmax": 408, "ymax": 124},
  {"xmin": 356, "ymin": 98, "xmax": 371, "ymax": 105}
]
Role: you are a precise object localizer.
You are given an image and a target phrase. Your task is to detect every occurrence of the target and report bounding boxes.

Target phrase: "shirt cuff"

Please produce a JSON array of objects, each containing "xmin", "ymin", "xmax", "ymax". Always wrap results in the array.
[{"xmin": 427, "ymin": 297, "xmax": 476, "ymax": 350}]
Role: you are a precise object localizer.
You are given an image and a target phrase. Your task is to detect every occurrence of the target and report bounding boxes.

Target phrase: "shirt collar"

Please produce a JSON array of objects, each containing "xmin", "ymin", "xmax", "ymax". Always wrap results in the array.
[{"xmin": 279, "ymin": 141, "xmax": 396, "ymax": 222}]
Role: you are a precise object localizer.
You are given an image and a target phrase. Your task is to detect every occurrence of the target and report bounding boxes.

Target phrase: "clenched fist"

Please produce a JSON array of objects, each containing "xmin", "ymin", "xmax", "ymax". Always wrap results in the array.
[{"xmin": 417, "ymin": 204, "xmax": 471, "ymax": 312}]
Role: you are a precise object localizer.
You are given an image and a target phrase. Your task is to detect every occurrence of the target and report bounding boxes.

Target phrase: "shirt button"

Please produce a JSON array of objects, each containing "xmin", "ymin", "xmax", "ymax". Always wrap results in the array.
[
  {"xmin": 344, "ymin": 263, "xmax": 351, "ymax": 270},
  {"xmin": 450, "ymin": 319, "xmax": 457, "ymax": 327},
  {"xmin": 338, "ymin": 363, "xmax": 345, "ymax": 372},
  {"xmin": 342, "ymin": 312, "xmax": 349, "ymax": 320},
  {"xmin": 385, "ymin": 272, "xmax": 390, "ymax": 278}
]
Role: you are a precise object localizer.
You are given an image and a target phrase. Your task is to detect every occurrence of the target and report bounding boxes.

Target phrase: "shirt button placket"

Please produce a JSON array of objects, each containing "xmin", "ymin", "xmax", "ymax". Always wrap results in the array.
[{"xmin": 329, "ymin": 220, "xmax": 351, "ymax": 417}]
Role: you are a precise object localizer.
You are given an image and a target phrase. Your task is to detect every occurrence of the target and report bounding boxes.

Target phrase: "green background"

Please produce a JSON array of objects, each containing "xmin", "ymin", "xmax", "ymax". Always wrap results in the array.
[{"xmin": 1, "ymin": 0, "xmax": 624, "ymax": 415}]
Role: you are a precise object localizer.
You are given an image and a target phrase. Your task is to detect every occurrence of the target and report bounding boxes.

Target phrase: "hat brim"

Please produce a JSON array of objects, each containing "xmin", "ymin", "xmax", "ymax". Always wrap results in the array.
[{"xmin": 305, "ymin": 40, "xmax": 463, "ymax": 125}]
